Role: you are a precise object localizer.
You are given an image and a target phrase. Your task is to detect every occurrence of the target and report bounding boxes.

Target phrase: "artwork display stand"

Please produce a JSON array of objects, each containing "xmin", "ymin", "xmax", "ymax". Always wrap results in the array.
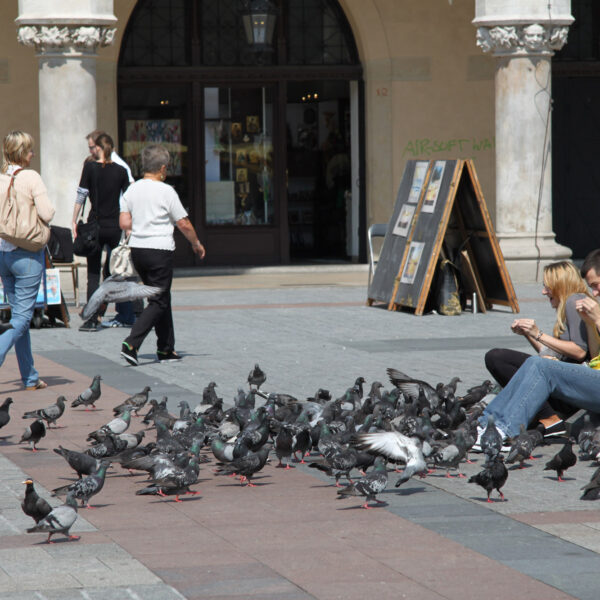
[{"xmin": 367, "ymin": 159, "xmax": 518, "ymax": 316}]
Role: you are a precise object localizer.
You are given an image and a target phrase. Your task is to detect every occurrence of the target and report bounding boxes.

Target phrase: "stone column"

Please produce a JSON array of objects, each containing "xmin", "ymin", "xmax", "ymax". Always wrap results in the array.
[
  {"xmin": 473, "ymin": 1, "xmax": 574, "ymax": 281},
  {"xmin": 15, "ymin": 1, "xmax": 116, "ymax": 228}
]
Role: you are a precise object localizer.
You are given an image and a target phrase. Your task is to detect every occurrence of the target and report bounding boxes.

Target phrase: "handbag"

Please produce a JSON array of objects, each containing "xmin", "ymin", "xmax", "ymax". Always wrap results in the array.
[
  {"xmin": 109, "ymin": 232, "xmax": 137, "ymax": 278},
  {"xmin": 48, "ymin": 225, "xmax": 74, "ymax": 263},
  {"xmin": 0, "ymin": 168, "xmax": 51, "ymax": 252},
  {"xmin": 73, "ymin": 196, "xmax": 100, "ymax": 257}
]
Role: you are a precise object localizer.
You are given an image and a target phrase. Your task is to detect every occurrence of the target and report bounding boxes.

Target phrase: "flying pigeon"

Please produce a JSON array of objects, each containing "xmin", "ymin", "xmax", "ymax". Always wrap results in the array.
[
  {"xmin": 71, "ymin": 375, "xmax": 102, "ymax": 410},
  {"xmin": 0, "ymin": 397, "xmax": 13, "ymax": 434},
  {"xmin": 81, "ymin": 275, "xmax": 161, "ymax": 321},
  {"xmin": 20, "ymin": 419, "xmax": 46, "ymax": 451},
  {"xmin": 22, "ymin": 396, "xmax": 66, "ymax": 428},
  {"xmin": 27, "ymin": 493, "xmax": 79, "ymax": 543},
  {"xmin": 21, "ymin": 479, "xmax": 52, "ymax": 524},
  {"xmin": 468, "ymin": 454, "xmax": 508, "ymax": 502},
  {"xmin": 52, "ymin": 461, "xmax": 111, "ymax": 508},
  {"xmin": 544, "ymin": 439, "xmax": 577, "ymax": 481},
  {"xmin": 336, "ymin": 456, "xmax": 389, "ymax": 509}
]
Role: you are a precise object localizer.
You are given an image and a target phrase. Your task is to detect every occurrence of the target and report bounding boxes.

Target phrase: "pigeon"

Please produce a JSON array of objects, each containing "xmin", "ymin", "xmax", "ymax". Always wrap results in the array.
[
  {"xmin": 458, "ymin": 380, "xmax": 494, "ymax": 409},
  {"xmin": 201, "ymin": 381, "xmax": 220, "ymax": 405},
  {"xmin": 386, "ymin": 368, "xmax": 440, "ymax": 409},
  {"xmin": 71, "ymin": 375, "xmax": 102, "ymax": 410},
  {"xmin": 479, "ymin": 415, "xmax": 504, "ymax": 457},
  {"xmin": 215, "ymin": 445, "xmax": 271, "ymax": 486},
  {"xmin": 114, "ymin": 431, "xmax": 145, "ymax": 449},
  {"xmin": 21, "ymin": 479, "xmax": 52, "ymax": 524},
  {"xmin": 581, "ymin": 466, "xmax": 600, "ymax": 500},
  {"xmin": 431, "ymin": 431, "xmax": 469, "ymax": 478},
  {"xmin": 20, "ymin": 419, "xmax": 46, "ymax": 451},
  {"xmin": 336, "ymin": 456, "xmax": 389, "ymax": 509},
  {"xmin": 87, "ymin": 409, "xmax": 131, "ymax": 441},
  {"xmin": 544, "ymin": 439, "xmax": 577, "ymax": 481},
  {"xmin": 113, "ymin": 386, "xmax": 151, "ymax": 416},
  {"xmin": 135, "ymin": 455, "xmax": 200, "ymax": 502},
  {"xmin": 247, "ymin": 364, "xmax": 267, "ymax": 390},
  {"xmin": 505, "ymin": 425, "xmax": 535, "ymax": 469},
  {"xmin": 27, "ymin": 493, "xmax": 79, "ymax": 543},
  {"xmin": 468, "ymin": 454, "xmax": 508, "ymax": 502},
  {"xmin": 0, "ymin": 397, "xmax": 13, "ymax": 433},
  {"xmin": 53, "ymin": 445, "xmax": 101, "ymax": 478},
  {"xmin": 22, "ymin": 396, "xmax": 66, "ymax": 428},
  {"xmin": 81, "ymin": 275, "xmax": 161, "ymax": 320},
  {"xmin": 52, "ymin": 461, "xmax": 110, "ymax": 508}
]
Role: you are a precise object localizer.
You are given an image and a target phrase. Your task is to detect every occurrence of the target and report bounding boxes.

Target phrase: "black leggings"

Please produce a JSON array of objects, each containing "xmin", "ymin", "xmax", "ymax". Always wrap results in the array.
[{"xmin": 485, "ymin": 348, "xmax": 577, "ymax": 421}]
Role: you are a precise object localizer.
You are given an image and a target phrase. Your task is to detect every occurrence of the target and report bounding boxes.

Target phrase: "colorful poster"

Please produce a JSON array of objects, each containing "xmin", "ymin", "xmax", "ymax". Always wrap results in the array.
[
  {"xmin": 400, "ymin": 241, "xmax": 425, "ymax": 284},
  {"xmin": 407, "ymin": 161, "xmax": 428, "ymax": 204},
  {"xmin": 393, "ymin": 204, "xmax": 416, "ymax": 237},
  {"xmin": 123, "ymin": 119, "xmax": 186, "ymax": 177},
  {"xmin": 422, "ymin": 161, "xmax": 446, "ymax": 213}
]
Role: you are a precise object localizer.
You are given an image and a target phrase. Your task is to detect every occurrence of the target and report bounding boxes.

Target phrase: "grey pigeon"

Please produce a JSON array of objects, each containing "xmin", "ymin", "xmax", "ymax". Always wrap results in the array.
[
  {"xmin": 22, "ymin": 396, "xmax": 65, "ymax": 428},
  {"xmin": 0, "ymin": 397, "xmax": 13, "ymax": 433},
  {"xmin": 215, "ymin": 445, "xmax": 271, "ymax": 486},
  {"xmin": 505, "ymin": 425, "xmax": 535, "ymax": 469},
  {"xmin": 581, "ymin": 466, "xmax": 600, "ymax": 500},
  {"xmin": 113, "ymin": 386, "xmax": 151, "ymax": 416},
  {"xmin": 201, "ymin": 381, "xmax": 220, "ymax": 405},
  {"xmin": 20, "ymin": 419, "xmax": 46, "ymax": 451},
  {"xmin": 53, "ymin": 445, "xmax": 101, "ymax": 478},
  {"xmin": 27, "ymin": 494, "xmax": 79, "ymax": 543},
  {"xmin": 480, "ymin": 415, "xmax": 503, "ymax": 457},
  {"xmin": 71, "ymin": 375, "xmax": 102, "ymax": 410},
  {"xmin": 247, "ymin": 364, "xmax": 267, "ymax": 390},
  {"xmin": 81, "ymin": 275, "xmax": 161, "ymax": 320},
  {"xmin": 431, "ymin": 431, "xmax": 469, "ymax": 478},
  {"xmin": 336, "ymin": 456, "xmax": 389, "ymax": 509},
  {"xmin": 52, "ymin": 461, "xmax": 110, "ymax": 508},
  {"xmin": 468, "ymin": 454, "xmax": 508, "ymax": 502},
  {"xmin": 21, "ymin": 479, "xmax": 52, "ymax": 524},
  {"xmin": 135, "ymin": 455, "xmax": 200, "ymax": 502},
  {"xmin": 87, "ymin": 409, "xmax": 131, "ymax": 441},
  {"xmin": 544, "ymin": 439, "xmax": 577, "ymax": 481}
]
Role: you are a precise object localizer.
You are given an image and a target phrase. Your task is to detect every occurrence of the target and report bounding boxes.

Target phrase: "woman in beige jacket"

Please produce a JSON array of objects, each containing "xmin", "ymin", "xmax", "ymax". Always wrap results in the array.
[{"xmin": 0, "ymin": 131, "xmax": 55, "ymax": 390}]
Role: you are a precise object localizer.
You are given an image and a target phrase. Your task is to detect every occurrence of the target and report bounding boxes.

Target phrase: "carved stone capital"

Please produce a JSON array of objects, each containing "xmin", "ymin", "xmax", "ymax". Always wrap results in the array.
[
  {"xmin": 476, "ymin": 23, "xmax": 570, "ymax": 57},
  {"xmin": 17, "ymin": 24, "xmax": 116, "ymax": 53}
]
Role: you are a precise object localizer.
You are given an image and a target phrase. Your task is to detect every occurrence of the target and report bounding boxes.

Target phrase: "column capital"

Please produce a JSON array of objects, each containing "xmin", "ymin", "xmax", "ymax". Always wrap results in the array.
[
  {"xmin": 16, "ymin": 24, "xmax": 116, "ymax": 54},
  {"xmin": 474, "ymin": 23, "xmax": 570, "ymax": 57}
]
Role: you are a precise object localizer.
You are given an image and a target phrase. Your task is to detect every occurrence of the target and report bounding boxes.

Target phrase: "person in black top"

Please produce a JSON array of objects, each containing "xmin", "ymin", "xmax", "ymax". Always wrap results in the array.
[{"xmin": 72, "ymin": 133, "xmax": 130, "ymax": 331}]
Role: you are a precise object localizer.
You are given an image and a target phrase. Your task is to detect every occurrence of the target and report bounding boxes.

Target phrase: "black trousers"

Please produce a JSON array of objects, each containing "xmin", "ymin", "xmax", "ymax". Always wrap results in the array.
[
  {"xmin": 485, "ymin": 347, "xmax": 576, "ymax": 421},
  {"xmin": 124, "ymin": 247, "xmax": 174, "ymax": 352},
  {"xmin": 86, "ymin": 228, "xmax": 121, "ymax": 302}
]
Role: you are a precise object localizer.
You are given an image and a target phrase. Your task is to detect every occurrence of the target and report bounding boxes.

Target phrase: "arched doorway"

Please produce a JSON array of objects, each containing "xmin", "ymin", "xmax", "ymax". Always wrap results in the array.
[{"xmin": 118, "ymin": 0, "xmax": 363, "ymax": 266}]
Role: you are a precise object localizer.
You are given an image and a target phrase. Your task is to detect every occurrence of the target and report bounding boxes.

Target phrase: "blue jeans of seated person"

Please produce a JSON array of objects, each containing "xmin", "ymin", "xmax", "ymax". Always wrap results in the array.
[
  {"xmin": 115, "ymin": 301, "xmax": 135, "ymax": 325},
  {"xmin": 479, "ymin": 356, "xmax": 600, "ymax": 437},
  {"xmin": 0, "ymin": 248, "xmax": 44, "ymax": 387}
]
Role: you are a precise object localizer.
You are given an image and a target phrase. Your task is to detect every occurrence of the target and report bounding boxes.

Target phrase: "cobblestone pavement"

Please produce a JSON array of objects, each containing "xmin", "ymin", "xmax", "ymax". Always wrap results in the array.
[{"xmin": 0, "ymin": 268, "xmax": 598, "ymax": 599}]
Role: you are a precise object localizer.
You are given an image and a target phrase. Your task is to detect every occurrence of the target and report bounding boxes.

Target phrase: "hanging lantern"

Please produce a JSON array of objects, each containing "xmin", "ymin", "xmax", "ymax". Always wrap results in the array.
[{"xmin": 241, "ymin": 0, "xmax": 278, "ymax": 51}]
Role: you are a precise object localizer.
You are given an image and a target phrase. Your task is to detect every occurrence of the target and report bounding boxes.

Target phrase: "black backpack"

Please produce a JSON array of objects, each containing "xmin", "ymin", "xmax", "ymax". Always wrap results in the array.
[{"xmin": 48, "ymin": 225, "xmax": 74, "ymax": 263}]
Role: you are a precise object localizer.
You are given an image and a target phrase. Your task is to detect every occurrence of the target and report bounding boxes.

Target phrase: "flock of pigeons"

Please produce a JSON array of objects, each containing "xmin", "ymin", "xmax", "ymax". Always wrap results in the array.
[{"xmin": 3, "ymin": 363, "xmax": 600, "ymax": 543}]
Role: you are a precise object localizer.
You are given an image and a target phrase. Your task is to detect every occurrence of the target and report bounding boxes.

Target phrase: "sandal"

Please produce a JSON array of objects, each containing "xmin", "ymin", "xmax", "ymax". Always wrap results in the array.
[{"xmin": 25, "ymin": 380, "xmax": 47, "ymax": 391}]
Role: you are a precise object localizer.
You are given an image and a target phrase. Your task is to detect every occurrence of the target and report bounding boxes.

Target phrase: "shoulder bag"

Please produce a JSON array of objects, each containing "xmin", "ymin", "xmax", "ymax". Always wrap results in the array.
[
  {"xmin": 109, "ymin": 232, "xmax": 137, "ymax": 278},
  {"xmin": 0, "ymin": 168, "xmax": 51, "ymax": 252},
  {"xmin": 73, "ymin": 195, "xmax": 100, "ymax": 257}
]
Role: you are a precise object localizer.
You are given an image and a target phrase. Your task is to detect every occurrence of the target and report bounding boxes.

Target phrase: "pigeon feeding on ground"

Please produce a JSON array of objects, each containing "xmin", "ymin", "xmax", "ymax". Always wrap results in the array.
[
  {"xmin": 113, "ymin": 386, "xmax": 151, "ymax": 416},
  {"xmin": 53, "ymin": 445, "xmax": 101, "ymax": 479},
  {"xmin": 27, "ymin": 493, "xmax": 79, "ymax": 543},
  {"xmin": 87, "ymin": 409, "xmax": 131, "ymax": 441},
  {"xmin": 544, "ymin": 439, "xmax": 577, "ymax": 481},
  {"xmin": 468, "ymin": 454, "xmax": 508, "ymax": 502},
  {"xmin": 71, "ymin": 375, "xmax": 102, "ymax": 410},
  {"xmin": 52, "ymin": 461, "xmax": 111, "ymax": 508},
  {"xmin": 215, "ymin": 445, "xmax": 271, "ymax": 487},
  {"xmin": 22, "ymin": 396, "xmax": 65, "ymax": 428},
  {"xmin": 135, "ymin": 455, "xmax": 200, "ymax": 502},
  {"xmin": 0, "ymin": 397, "xmax": 13, "ymax": 434},
  {"xmin": 21, "ymin": 479, "xmax": 52, "ymax": 524},
  {"xmin": 81, "ymin": 275, "xmax": 161, "ymax": 321},
  {"xmin": 336, "ymin": 456, "xmax": 389, "ymax": 509},
  {"xmin": 505, "ymin": 425, "xmax": 536, "ymax": 469},
  {"xmin": 247, "ymin": 364, "xmax": 267, "ymax": 390},
  {"xmin": 20, "ymin": 419, "xmax": 46, "ymax": 451}
]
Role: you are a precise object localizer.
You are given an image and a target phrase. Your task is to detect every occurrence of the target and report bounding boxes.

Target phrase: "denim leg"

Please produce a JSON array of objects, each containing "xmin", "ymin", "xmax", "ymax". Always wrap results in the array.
[
  {"xmin": 0, "ymin": 249, "xmax": 43, "ymax": 386},
  {"xmin": 480, "ymin": 356, "xmax": 600, "ymax": 437},
  {"xmin": 115, "ymin": 302, "xmax": 135, "ymax": 325}
]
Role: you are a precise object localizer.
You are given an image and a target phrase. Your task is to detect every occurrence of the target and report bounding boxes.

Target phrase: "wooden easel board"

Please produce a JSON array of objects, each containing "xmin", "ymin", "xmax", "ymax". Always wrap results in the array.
[
  {"xmin": 367, "ymin": 160, "xmax": 430, "ymax": 305},
  {"xmin": 370, "ymin": 158, "xmax": 518, "ymax": 316}
]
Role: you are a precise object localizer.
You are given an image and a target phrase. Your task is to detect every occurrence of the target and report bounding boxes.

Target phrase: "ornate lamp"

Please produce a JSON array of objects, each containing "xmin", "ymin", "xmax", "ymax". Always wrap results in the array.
[{"xmin": 241, "ymin": 0, "xmax": 278, "ymax": 52}]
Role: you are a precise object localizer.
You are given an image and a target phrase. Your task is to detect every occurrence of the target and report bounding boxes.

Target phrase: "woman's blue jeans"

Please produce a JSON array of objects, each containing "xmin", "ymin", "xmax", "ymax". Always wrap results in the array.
[
  {"xmin": 480, "ymin": 356, "xmax": 600, "ymax": 437},
  {"xmin": 0, "ymin": 248, "xmax": 44, "ymax": 387}
]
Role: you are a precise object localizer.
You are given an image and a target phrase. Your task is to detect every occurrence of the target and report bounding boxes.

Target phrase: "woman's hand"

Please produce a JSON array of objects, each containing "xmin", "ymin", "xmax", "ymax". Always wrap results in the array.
[
  {"xmin": 72, "ymin": 221, "xmax": 78, "ymax": 239},
  {"xmin": 511, "ymin": 318, "xmax": 540, "ymax": 339}
]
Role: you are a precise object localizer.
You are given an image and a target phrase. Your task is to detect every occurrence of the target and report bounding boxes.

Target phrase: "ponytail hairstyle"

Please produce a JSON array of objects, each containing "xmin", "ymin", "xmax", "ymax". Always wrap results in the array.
[
  {"xmin": 2, "ymin": 130, "xmax": 34, "ymax": 173},
  {"xmin": 95, "ymin": 133, "xmax": 114, "ymax": 166}
]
